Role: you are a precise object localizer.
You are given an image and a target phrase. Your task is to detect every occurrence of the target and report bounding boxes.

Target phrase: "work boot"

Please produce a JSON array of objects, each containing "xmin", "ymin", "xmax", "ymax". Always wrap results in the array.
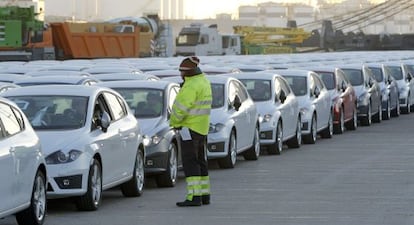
[
  {"xmin": 176, "ymin": 196, "xmax": 201, "ymax": 207},
  {"xmin": 202, "ymin": 195, "xmax": 210, "ymax": 205}
]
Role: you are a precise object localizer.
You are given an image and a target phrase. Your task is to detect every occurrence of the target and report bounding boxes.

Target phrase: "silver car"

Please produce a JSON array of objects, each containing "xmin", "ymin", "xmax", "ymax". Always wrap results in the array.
[
  {"xmin": 0, "ymin": 97, "xmax": 47, "ymax": 225},
  {"xmin": 206, "ymin": 75, "xmax": 260, "ymax": 169},
  {"xmin": 226, "ymin": 72, "xmax": 302, "ymax": 155},
  {"xmin": 2, "ymin": 85, "xmax": 145, "ymax": 211},
  {"xmin": 275, "ymin": 69, "xmax": 333, "ymax": 144},
  {"xmin": 97, "ymin": 80, "xmax": 182, "ymax": 188},
  {"xmin": 384, "ymin": 62, "xmax": 414, "ymax": 114}
]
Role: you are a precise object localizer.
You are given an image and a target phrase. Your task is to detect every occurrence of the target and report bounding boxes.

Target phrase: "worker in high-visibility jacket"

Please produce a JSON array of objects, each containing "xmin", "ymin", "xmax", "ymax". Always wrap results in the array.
[{"xmin": 170, "ymin": 56, "xmax": 212, "ymax": 207}]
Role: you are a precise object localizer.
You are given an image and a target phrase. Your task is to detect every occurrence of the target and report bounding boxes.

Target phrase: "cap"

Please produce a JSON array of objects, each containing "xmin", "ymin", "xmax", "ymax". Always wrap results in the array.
[{"xmin": 179, "ymin": 56, "xmax": 200, "ymax": 71}]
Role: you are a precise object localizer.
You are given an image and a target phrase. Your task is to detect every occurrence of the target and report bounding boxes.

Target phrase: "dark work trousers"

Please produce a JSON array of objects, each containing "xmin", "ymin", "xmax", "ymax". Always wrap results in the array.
[{"xmin": 181, "ymin": 129, "xmax": 208, "ymax": 177}]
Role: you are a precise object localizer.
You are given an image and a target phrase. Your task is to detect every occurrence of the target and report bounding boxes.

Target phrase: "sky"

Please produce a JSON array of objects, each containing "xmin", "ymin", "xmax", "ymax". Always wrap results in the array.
[
  {"xmin": 183, "ymin": 0, "xmax": 385, "ymax": 19},
  {"xmin": 44, "ymin": 0, "xmax": 386, "ymax": 21}
]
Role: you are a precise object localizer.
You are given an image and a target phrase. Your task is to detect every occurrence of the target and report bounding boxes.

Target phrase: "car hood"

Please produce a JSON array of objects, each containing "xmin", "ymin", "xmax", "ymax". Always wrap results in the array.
[
  {"xmin": 210, "ymin": 108, "xmax": 228, "ymax": 124},
  {"xmin": 353, "ymin": 85, "xmax": 365, "ymax": 97},
  {"xmin": 36, "ymin": 129, "xmax": 85, "ymax": 154},
  {"xmin": 137, "ymin": 117, "xmax": 164, "ymax": 135},
  {"xmin": 255, "ymin": 101, "xmax": 275, "ymax": 114}
]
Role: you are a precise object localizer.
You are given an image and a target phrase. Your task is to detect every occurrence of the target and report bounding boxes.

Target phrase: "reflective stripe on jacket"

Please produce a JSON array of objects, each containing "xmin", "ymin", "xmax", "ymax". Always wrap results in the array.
[{"xmin": 170, "ymin": 73, "xmax": 212, "ymax": 135}]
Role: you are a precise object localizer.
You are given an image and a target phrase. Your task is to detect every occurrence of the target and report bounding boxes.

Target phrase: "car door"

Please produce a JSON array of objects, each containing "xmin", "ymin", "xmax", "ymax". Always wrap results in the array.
[
  {"xmin": 337, "ymin": 69, "xmax": 355, "ymax": 120},
  {"xmin": 277, "ymin": 77, "xmax": 296, "ymax": 138},
  {"xmin": 0, "ymin": 103, "xmax": 37, "ymax": 208},
  {"xmin": 228, "ymin": 80, "xmax": 250, "ymax": 151},
  {"xmin": 0, "ymin": 114, "xmax": 14, "ymax": 213},
  {"xmin": 102, "ymin": 92, "xmax": 138, "ymax": 184},
  {"xmin": 310, "ymin": 73, "xmax": 329, "ymax": 130},
  {"xmin": 365, "ymin": 68, "xmax": 381, "ymax": 114}
]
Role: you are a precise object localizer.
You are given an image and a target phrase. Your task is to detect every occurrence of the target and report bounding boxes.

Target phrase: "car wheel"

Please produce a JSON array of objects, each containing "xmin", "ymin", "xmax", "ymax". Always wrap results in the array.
[
  {"xmin": 334, "ymin": 108, "xmax": 344, "ymax": 134},
  {"xmin": 267, "ymin": 121, "xmax": 283, "ymax": 155},
  {"xmin": 286, "ymin": 116, "xmax": 301, "ymax": 148},
  {"xmin": 391, "ymin": 99, "xmax": 400, "ymax": 117},
  {"xmin": 156, "ymin": 142, "xmax": 178, "ymax": 187},
  {"xmin": 15, "ymin": 170, "xmax": 47, "ymax": 225},
  {"xmin": 121, "ymin": 149, "xmax": 145, "ymax": 196},
  {"xmin": 361, "ymin": 103, "xmax": 372, "ymax": 126},
  {"xmin": 243, "ymin": 125, "xmax": 260, "ymax": 160},
  {"xmin": 76, "ymin": 159, "xmax": 102, "ymax": 211},
  {"xmin": 345, "ymin": 106, "xmax": 357, "ymax": 130},
  {"xmin": 303, "ymin": 114, "xmax": 317, "ymax": 144},
  {"xmin": 373, "ymin": 103, "xmax": 382, "ymax": 123},
  {"xmin": 218, "ymin": 131, "xmax": 237, "ymax": 169},
  {"xmin": 383, "ymin": 99, "xmax": 391, "ymax": 120},
  {"xmin": 321, "ymin": 111, "xmax": 333, "ymax": 138}
]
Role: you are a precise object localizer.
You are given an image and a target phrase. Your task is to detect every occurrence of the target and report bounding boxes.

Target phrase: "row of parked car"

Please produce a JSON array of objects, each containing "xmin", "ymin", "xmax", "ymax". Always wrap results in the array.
[{"xmin": 2, "ymin": 51, "xmax": 414, "ymax": 225}]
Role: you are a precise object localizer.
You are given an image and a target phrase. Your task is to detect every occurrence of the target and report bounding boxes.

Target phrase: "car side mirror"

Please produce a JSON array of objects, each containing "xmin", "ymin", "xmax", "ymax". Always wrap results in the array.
[
  {"xmin": 341, "ymin": 81, "xmax": 347, "ymax": 91},
  {"xmin": 279, "ymin": 90, "xmax": 287, "ymax": 103},
  {"xmin": 407, "ymin": 72, "xmax": 412, "ymax": 82},
  {"xmin": 233, "ymin": 95, "xmax": 241, "ymax": 111},
  {"xmin": 313, "ymin": 87, "xmax": 320, "ymax": 98},
  {"xmin": 100, "ymin": 111, "xmax": 111, "ymax": 132}
]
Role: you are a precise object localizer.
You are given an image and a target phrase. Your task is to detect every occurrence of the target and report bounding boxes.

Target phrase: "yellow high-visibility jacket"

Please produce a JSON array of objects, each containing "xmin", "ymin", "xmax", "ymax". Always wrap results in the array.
[{"xmin": 170, "ymin": 73, "xmax": 212, "ymax": 135}]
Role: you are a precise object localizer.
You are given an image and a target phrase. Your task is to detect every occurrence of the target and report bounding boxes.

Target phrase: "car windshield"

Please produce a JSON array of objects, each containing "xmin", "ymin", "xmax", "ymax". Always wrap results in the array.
[
  {"xmin": 369, "ymin": 67, "xmax": 384, "ymax": 82},
  {"xmin": 240, "ymin": 79, "xmax": 271, "ymax": 101},
  {"xmin": 283, "ymin": 76, "xmax": 307, "ymax": 96},
  {"xmin": 342, "ymin": 69, "xmax": 364, "ymax": 86},
  {"xmin": 388, "ymin": 66, "xmax": 403, "ymax": 80},
  {"xmin": 8, "ymin": 95, "xmax": 88, "ymax": 130},
  {"xmin": 114, "ymin": 88, "xmax": 164, "ymax": 118},
  {"xmin": 317, "ymin": 72, "xmax": 335, "ymax": 90},
  {"xmin": 211, "ymin": 84, "xmax": 225, "ymax": 108}
]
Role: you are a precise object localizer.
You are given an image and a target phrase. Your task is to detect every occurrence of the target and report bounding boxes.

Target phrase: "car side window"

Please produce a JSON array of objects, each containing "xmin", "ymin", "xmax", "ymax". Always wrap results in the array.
[
  {"xmin": 233, "ymin": 80, "xmax": 248, "ymax": 102},
  {"xmin": 0, "ymin": 102, "xmax": 22, "ymax": 137},
  {"xmin": 277, "ymin": 77, "xmax": 291, "ymax": 95},
  {"xmin": 103, "ymin": 92, "xmax": 126, "ymax": 121},
  {"xmin": 168, "ymin": 85, "xmax": 179, "ymax": 111}
]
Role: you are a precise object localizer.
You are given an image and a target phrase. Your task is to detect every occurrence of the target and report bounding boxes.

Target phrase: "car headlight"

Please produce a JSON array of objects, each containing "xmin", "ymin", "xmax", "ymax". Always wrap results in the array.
[
  {"xmin": 46, "ymin": 150, "xmax": 82, "ymax": 164},
  {"xmin": 143, "ymin": 135, "xmax": 162, "ymax": 146},
  {"xmin": 300, "ymin": 107, "xmax": 310, "ymax": 116},
  {"xmin": 259, "ymin": 113, "xmax": 272, "ymax": 123},
  {"xmin": 399, "ymin": 85, "xmax": 408, "ymax": 95},
  {"xmin": 209, "ymin": 123, "xmax": 225, "ymax": 133},
  {"xmin": 358, "ymin": 93, "xmax": 368, "ymax": 105}
]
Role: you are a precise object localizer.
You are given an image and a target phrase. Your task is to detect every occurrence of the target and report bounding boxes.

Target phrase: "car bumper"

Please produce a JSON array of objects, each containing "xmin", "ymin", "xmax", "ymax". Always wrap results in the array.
[
  {"xmin": 46, "ymin": 156, "xmax": 90, "ymax": 198},
  {"xmin": 207, "ymin": 133, "xmax": 228, "ymax": 159},
  {"xmin": 144, "ymin": 143, "xmax": 169, "ymax": 174}
]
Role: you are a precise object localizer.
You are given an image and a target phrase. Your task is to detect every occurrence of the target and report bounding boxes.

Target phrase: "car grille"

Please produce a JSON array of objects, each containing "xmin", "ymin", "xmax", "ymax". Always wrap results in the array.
[{"xmin": 301, "ymin": 122, "xmax": 308, "ymax": 130}]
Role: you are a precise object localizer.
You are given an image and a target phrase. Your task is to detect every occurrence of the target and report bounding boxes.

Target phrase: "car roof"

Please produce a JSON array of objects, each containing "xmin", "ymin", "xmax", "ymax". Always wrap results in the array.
[
  {"xmin": 268, "ymin": 69, "xmax": 313, "ymax": 77},
  {"xmin": 1, "ymin": 84, "xmax": 109, "ymax": 97},
  {"xmin": 14, "ymin": 76, "xmax": 98, "ymax": 85},
  {"xmin": 91, "ymin": 73, "xmax": 159, "ymax": 81},
  {"xmin": 223, "ymin": 72, "xmax": 280, "ymax": 80},
  {"xmin": 96, "ymin": 80, "xmax": 176, "ymax": 89}
]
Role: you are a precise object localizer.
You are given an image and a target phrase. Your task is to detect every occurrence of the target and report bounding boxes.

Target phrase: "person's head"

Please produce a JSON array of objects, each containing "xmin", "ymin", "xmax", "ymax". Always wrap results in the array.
[{"xmin": 179, "ymin": 56, "xmax": 202, "ymax": 78}]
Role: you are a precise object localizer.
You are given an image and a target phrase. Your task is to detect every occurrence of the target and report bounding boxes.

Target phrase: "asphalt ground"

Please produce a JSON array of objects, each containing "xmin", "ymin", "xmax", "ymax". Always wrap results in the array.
[{"xmin": 2, "ymin": 112, "xmax": 414, "ymax": 225}]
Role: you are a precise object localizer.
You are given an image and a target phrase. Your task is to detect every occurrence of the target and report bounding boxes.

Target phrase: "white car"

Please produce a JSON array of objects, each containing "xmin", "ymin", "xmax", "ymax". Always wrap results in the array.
[
  {"xmin": 206, "ymin": 75, "xmax": 260, "ymax": 169},
  {"xmin": 97, "ymin": 80, "xmax": 183, "ymax": 188},
  {"xmin": 2, "ymin": 85, "xmax": 145, "ymax": 211},
  {"xmin": 275, "ymin": 69, "xmax": 333, "ymax": 144},
  {"xmin": 226, "ymin": 72, "xmax": 302, "ymax": 155},
  {"xmin": 0, "ymin": 97, "xmax": 47, "ymax": 225}
]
